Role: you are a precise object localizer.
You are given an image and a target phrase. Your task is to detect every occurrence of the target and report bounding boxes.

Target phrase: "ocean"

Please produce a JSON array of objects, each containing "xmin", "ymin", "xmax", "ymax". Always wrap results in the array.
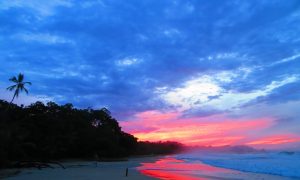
[{"xmin": 138, "ymin": 151, "xmax": 300, "ymax": 179}]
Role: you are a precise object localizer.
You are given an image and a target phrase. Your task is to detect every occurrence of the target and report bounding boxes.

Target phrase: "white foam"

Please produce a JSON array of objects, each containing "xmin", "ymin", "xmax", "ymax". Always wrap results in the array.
[{"xmin": 176, "ymin": 151, "xmax": 300, "ymax": 178}]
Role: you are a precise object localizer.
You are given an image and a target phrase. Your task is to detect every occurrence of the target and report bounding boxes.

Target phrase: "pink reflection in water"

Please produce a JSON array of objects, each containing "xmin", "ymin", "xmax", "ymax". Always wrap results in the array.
[{"xmin": 137, "ymin": 157, "xmax": 233, "ymax": 180}]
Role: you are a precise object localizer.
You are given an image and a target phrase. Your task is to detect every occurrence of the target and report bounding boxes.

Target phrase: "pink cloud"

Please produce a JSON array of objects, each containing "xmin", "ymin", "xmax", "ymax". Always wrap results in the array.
[
  {"xmin": 246, "ymin": 135, "xmax": 300, "ymax": 145},
  {"xmin": 120, "ymin": 110, "xmax": 292, "ymax": 147}
]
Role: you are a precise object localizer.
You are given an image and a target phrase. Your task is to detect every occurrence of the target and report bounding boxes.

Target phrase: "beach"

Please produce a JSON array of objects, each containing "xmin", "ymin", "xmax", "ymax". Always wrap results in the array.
[
  {"xmin": 1, "ymin": 155, "xmax": 299, "ymax": 180},
  {"xmin": 139, "ymin": 156, "xmax": 298, "ymax": 180},
  {"xmin": 1, "ymin": 157, "xmax": 158, "ymax": 180}
]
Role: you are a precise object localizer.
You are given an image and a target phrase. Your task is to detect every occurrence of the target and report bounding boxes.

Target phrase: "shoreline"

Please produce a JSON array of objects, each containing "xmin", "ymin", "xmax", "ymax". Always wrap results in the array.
[
  {"xmin": 1, "ymin": 155, "xmax": 298, "ymax": 180},
  {"xmin": 138, "ymin": 155, "xmax": 298, "ymax": 180},
  {"xmin": 199, "ymin": 161, "xmax": 300, "ymax": 180},
  {"xmin": 0, "ymin": 156, "xmax": 161, "ymax": 180}
]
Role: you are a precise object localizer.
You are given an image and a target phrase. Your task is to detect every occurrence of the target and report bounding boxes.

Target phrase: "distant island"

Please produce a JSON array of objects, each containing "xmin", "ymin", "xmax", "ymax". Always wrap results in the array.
[{"xmin": 0, "ymin": 100, "xmax": 183, "ymax": 169}]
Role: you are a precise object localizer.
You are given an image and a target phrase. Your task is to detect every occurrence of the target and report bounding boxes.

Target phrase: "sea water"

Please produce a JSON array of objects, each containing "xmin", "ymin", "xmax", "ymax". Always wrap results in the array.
[{"xmin": 175, "ymin": 151, "xmax": 300, "ymax": 178}]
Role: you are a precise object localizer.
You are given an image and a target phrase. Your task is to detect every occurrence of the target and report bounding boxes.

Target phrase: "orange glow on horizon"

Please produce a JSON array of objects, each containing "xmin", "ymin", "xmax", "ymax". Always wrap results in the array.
[
  {"xmin": 184, "ymin": 136, "xmax": 245, "ymax": 147},
  {"xmin": 121, "ymin": 110, "xmax": 299, "ymax": 147},
  {"xmin": 246, "ymin": 135, "xmax": 300, "ymax": 145}
]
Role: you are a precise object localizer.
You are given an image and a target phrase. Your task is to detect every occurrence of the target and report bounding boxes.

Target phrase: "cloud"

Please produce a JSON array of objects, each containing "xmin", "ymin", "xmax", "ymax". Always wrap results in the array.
[
  {"xmin": 229, "ymin": 100, "xmax": 300, "ymax": 133},
  {"xmin": 199, "ymin": 52, "xmax": 242, "ymax": 61},
  {"xmin": 121, "ymin": 110, "xmax": 277, "ymax": 146},
  {"xmin": 13, "ymin": 33, "xmax": 74, "ymax": 44},
  {"xmin": 0, "ymin": 0, "xmax": 72, "ymax": 17},
  {"xmin": 121, "ymin": 109, "xmax": 300, "ymax": 147},
  {"xmin": 1, "ymin": 0, "xmax": 300, "ymax": 148},
  {"xmin": 156, "ymin": 71, "xmax": 238, "ymax": 110},
  {"xmin": 80, "ymin": 0, "xmax": 106, "ymax": 9},
  {"xmin": 0, "ymin": 89, "xmax": 53, "ymax": 105},
  {"xmin": 206, "ymin": 75, "xmax": 299, "ymax": 110},
  {"xmin": 116, "ymin": 57, "xmax": 142, "ymax": 67},
  {"xmin": 271, "ymin": 53, "xmax": 300, "ymax": 66},
  {"xmin": 246, "ymin": 135, "xmax": 300, "ymax": 145},
  {"xmin": 158, "ymin": 77, "xmax": 222, "ymax": 110},
  {"xmin": 163, "ymin": 28, "xmax": 181, "ymax": 38},
  {"xmin": 157, "ymin": 71, "xmax": 298, "ymax": 112}
]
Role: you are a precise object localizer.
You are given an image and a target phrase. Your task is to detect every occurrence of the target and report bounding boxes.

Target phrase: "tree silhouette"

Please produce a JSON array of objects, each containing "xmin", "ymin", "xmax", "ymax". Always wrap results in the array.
[
  {"xmin": 0, "ymin": 100, "xmax": 183, "ymax": 168},
  {"xmin": 0, "ymin": 74, "xmax": 183, "ymax": 168},
  {"xmin": 6, "ymin": 73, "xmax": 31, "ymax": 104}
]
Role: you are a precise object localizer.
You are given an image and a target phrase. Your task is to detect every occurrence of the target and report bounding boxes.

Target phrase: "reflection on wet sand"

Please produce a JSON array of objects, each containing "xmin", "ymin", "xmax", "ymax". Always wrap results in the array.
[
  {"xmin": 137, "ymin": 157, "xmax": 234, "ymax": 180},
  {"xmin": 137, "ymin": 156, "xmax": 296, "ymax": 180}
]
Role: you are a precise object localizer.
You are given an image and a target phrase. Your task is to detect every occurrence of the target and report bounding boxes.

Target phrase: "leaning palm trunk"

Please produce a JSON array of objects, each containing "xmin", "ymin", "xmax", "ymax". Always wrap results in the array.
[
  {"xmin": 10, "ymin": 93, "xmax": 17, "ymax": 104},
  {"xmin": 6, "ymin": 93, "xmax": 17, "ymax": 111}
]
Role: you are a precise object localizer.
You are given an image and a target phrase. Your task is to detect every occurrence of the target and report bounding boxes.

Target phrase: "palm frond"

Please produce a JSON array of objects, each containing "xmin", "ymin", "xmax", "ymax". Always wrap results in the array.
[
  {"xmin": 7, "ymin": 73, "xmax": 31, "ymax": 103},
  {"xmin": 6, "ymin": 85, "xmax": 17, "ymax": 91},
  {"xmin": 23, "ymin": 87, "xmax": 29, "ymax": 94},
  {"xmin": 24, "ymin": 81, "xmax": 32, "ymax": 85},
  {"xmin": 9, "ymin": 76, "xmax": 18, "ymax": 83}
]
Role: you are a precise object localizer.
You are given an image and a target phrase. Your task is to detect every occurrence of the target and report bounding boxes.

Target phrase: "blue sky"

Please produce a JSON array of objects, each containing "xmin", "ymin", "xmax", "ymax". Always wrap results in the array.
[{"xmin": 1, "ymin": 0, "xmax": 300, "ymax": 148}]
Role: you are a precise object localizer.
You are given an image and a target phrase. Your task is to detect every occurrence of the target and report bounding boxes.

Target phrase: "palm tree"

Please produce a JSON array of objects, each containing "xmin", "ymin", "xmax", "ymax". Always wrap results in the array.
[{"xmin": 6, "ymin": 73, "xmax": 31, "ymax": 104}]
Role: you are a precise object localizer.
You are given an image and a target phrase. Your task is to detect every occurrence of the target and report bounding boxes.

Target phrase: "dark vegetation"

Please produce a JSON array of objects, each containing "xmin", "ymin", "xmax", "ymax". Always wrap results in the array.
[{"xmin": 0, "ymin": 100, "xmax": 183, "ymax": 168}]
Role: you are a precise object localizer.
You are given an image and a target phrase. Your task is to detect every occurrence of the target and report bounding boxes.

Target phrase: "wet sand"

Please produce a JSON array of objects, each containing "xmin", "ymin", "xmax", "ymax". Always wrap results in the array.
[
  {"xmin": 138, "ymin": 156, "xmax": 298, "ymax": 180},
  {"xmin": 1, "ymin": 156, "xmax": 297, "ymax": 180}
]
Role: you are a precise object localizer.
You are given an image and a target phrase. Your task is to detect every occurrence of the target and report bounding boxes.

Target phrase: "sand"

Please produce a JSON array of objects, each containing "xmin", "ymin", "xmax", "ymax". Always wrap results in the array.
[
  {"xmin": 1, "ymin": 156, "xmax": 298, "ymax": 180},
  {"xmin": 1, "ymin": 157, "xmax": 159, "ymax": 180}
]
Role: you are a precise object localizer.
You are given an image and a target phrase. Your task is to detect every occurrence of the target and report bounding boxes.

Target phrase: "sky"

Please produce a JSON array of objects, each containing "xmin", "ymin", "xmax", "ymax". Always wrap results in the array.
[{"xmin": 1, "ymin": 0, "xmax": 300, "ymax": 149}]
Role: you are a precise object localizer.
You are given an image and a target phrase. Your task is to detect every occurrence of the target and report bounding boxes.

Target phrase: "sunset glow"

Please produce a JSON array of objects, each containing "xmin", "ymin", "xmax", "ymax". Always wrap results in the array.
[
  {"xmin": 2, "ymin": 1, "xmax": 300, "ymax": 180},
  {"xmin": 121, "ymin": 110, "xmax": 300, "ymax": 147},
  {"xmin": 247, "ymin": 135, "xmax": 300, "ymax": 145},
  {"xmin": 1, "ymin": 0, "xmax": 300, "ymax": 150}
]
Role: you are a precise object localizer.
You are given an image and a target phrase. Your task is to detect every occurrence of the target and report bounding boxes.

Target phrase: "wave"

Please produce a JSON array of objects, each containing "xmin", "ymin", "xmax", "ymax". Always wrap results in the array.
[{"xmin": 175, "ymin": 151, "xmax": 300, "ymax": 178}]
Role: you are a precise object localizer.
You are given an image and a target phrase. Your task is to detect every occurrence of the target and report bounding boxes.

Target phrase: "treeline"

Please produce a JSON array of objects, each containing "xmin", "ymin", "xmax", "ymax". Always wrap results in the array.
[
  {"xmin": 136, "ymin": 141, "xmax": 184, "ymax": 155},
  {"xmin": 0, "ymin": 100, "xmax": 183, "ymax": 168}
]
